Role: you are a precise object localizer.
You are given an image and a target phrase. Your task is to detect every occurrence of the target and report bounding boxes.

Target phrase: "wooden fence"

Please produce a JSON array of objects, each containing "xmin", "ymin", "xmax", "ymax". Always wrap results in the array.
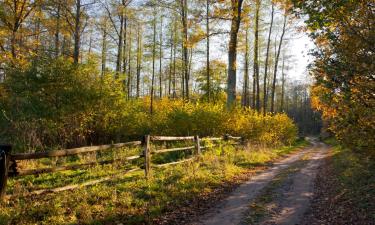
[{"xmin": 0, "ymin": 134, "xmax": 242, "ymax": 200}]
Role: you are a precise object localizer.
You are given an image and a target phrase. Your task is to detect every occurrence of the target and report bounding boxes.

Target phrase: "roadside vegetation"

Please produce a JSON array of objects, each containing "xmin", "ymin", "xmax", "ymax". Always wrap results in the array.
[
  {"xmin": 303, "ymin": 138, "xmax": 375, "ymax": 224},
  {"xmin": 325, "ymin": 139, "xmax": 375, "ymax": 222},
  {"xmin": 0, "ymin": 139, "xmax": 308, "ymax": 225}
]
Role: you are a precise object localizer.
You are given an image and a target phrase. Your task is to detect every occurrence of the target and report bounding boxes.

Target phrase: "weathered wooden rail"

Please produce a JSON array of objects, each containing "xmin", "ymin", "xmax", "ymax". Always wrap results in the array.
[{"xmin": 0, "ymin": 134, "xmax": 242, "ymax": 200}]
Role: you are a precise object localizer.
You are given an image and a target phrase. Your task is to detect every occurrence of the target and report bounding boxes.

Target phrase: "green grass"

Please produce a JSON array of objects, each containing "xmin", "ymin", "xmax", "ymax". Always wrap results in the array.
[
  {"xmin": 0, "ymin": 140, "xmax": 309, "ymax": 225},
  {"xmin": 327, "ymin": 138, "xmax": 375, "ymax": 221}
]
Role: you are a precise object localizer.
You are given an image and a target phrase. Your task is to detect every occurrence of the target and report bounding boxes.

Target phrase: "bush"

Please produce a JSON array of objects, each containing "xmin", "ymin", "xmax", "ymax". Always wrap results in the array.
[{"xmin": 0, "ymin": 58, "xmax": 297, "ymax": 152}]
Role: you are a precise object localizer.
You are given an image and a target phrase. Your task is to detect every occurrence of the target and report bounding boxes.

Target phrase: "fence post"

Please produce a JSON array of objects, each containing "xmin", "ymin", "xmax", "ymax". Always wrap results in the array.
[
  {"xmin": 0, "ymin": 144, "xmax": 11, "ymax": 200},
  {"xmin": 143, "ymin": 135, "xmax": 151, "ymax": 179},
  {"xmin": 194, "ymin": 135, "xmax": 201, "ymax": 155}
]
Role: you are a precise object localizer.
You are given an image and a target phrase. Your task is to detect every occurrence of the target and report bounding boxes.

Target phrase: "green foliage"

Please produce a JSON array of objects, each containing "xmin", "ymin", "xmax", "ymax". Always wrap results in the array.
[
  {"xmin": 194, "ymin": 60, "xmax": 227, "ymax": 102},
  {"xmin": 0, "ymin": 141, "xmax": 308, "ymax": 225}
]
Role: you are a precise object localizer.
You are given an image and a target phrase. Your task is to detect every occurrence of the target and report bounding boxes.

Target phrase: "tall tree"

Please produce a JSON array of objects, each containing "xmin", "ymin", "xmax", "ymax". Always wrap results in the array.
[
  {"xmin": 242, "ymin": 27, "xmax": 249, "ymax": 107},
  {"xmin": 270, "ymin": 12, "xmax": 287, "ymax": 113},
  {"xmin": 159, "ymin": 14, "xmax": 163, "ymax": 98},
  {"xmin": 226, "ymin": 0, "xmax": 244, "ymax": 108},
  {"xmin": 205, "ymin": 0, "xmax": 210, "ymax": 102},
  {"xmin": 0, "ymin": 0, "xmax": 36, "ymax": 60},
  {"xmin": 136, "ymin": 21, "xmax": 142, "ymax": 98},
  {"xmin": 263, "ymin": 2, "xmax": 274, "ymax": 115},
  {"xmin": 150, "ymin": 6, "xmax": 157, "ymax": 114},
  {"xmin": 253, "ymin": 0, "xmax": 260, "ymax": 112},
  {"xmin": 179, "ymin": 0, "xmax": 189, "ymax": 99}
]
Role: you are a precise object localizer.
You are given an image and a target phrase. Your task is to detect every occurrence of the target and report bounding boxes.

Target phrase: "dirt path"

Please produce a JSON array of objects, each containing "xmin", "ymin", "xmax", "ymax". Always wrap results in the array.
[{"xmin": 190, "ymin": 139, "xmax": 328, "ymax": 225}]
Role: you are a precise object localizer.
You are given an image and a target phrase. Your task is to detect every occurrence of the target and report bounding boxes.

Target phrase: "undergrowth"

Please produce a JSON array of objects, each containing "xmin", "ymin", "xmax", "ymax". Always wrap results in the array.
[
  {"xmin": 0, "ymin": 139, "xmax": 308, "ymax": 225},
  {"xmin": 326, "ymin": 138, "xmax": 375, "ymax": 221}
]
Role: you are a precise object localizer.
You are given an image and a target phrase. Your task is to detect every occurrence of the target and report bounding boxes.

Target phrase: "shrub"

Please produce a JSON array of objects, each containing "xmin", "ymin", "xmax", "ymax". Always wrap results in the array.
[{"xmin": 0, "ymin": 58, "xmax": 297, "ymax": 152}]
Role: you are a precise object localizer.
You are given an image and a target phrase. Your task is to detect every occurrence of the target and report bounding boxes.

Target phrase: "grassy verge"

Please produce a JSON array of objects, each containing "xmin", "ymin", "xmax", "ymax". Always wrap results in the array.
[
  {"xmin": 325, "ymin": 138, "xmax": 375, "ymax": 222},
  {"xmin": 0, "ymin": 139, "xmax": 309, "ymax": 225}
]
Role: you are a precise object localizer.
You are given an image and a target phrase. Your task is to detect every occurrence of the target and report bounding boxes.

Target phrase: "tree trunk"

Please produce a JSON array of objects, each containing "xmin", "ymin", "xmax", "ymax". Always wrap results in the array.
[
  {"xmin": 263, "ymin": 3, "xmax": 274, "ymax": 115},
  {"xmin": 242, "ymin": 27, "xmax": 249, "ymax": 107},
  {"xmin": 55, "ymin": 4, "xmax": 61, "ymax": 58},
  {"xmin": 116, "ymin": 15, "xmax": 124, "ymax": 74},
  {"xmin": 136, "ymin": 22, "xmax": 142, "ymax": 98},
  {"xmin": 172, "ymin": 16, "xmax": 177, "ymax": 98},
  {"xmin": 168, "ymin": 23, "xmax": 173, "ymax": 97},
  {"xmin": 254, "ymin": 0, "xmax": 260, "ymax": 112},
  {"xmin": 150, "ymin": 10, "xmax": 157, "ymax": 114},
  {"xmin": 101, "ymin": 18, "xmax": 108, "ymax": 77},
  {"xmin": 227, "ymin": 0, "xmax": 244, "ymax": 108},
  {"xmin": 271, "ymin": 13, "xmax": 287, "ymax": 113},
  {"xmin": 159, "ymin": 15, "xmax": 163, "ymax": 98},
  {"xmin": 127, "ymin": 22, "xmax": 132, "ymax": 98},
  {"xmin": 123, "ymin": 18, "xmax": 128, "ymax": 76},
  {"xmin": 280, "ymin": 57, "xmax": 286, "ymax": 112},
  {"xmin": 206, "ymin": 0, "xmax": 210, "ymax": 102},
  {"xmin": 73, "ymin": 0, "xmax": 81, "ymax": 64},
  {"xmin": 180, "ymin": 0, "xmax": 189, "ymax": 100}
]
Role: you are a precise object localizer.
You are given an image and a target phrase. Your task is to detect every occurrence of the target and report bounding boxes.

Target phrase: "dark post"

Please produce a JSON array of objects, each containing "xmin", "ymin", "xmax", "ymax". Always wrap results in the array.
[
  {"xmin": 0, "ymin": 144, "xmax": 11, "ymax": 200},
  {"xmin": 143, "ymin": 135, "xmax": 151, "ymax": 179},
  {"xmin": 194, "ymin": 135, "xmax": 201, "ymax": 155}
]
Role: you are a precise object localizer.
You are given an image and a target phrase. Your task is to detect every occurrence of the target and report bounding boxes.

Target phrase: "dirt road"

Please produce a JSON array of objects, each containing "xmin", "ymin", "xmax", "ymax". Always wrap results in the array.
[{"xmin": 190, "ymin": 139, "xmax": 329, "ymax": 225}]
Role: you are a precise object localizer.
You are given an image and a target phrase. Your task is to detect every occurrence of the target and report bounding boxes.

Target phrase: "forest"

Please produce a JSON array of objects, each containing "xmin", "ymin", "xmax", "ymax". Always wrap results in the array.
[{"xmin": 0, "ymin": 0, "xmax": 374, "ymax": 224}]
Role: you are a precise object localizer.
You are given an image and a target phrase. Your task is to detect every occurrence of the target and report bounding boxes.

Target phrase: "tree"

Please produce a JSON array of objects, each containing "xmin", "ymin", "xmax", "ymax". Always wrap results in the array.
[
  {"xmin": 227, "ymin": 0, "xmax": 244, "ymax": 108},
  {"xmin": 263, "ymin": 2, "xmax": 274, "ymax": 114},
  {"xmin": 253, "ymin": 0, "xmax": 260, "ymax": 111},
  {"xmin": 270, "ymin": 12, "xmax": 287, "ymax": 113},
  {"xmin": 0, "ymin": 0, "xmax": 37, "ymax": 60},
  {"xmin": 292, "ymin": 0, "xmax": 375, "ymax": 151}
]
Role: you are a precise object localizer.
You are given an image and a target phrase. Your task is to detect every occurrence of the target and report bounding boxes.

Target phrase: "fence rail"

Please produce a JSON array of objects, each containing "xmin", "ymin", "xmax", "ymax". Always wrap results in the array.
[{"xmin": 0, "ymin": 134, "xmax": 242, "ymax": 200}]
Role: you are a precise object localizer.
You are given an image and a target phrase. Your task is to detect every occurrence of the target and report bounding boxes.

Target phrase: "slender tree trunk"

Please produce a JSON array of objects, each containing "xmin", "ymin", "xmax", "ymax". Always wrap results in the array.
[
  {"xmin": 242, "ymin": 27, "xmax": 249, "ymax": 107},
  {"xmin": 206, "ymin": 0, "xmax": 210, "ymax": 102},
  {"xmin": 73, "ymin": 0, "xmax": 81, "ymax": 64},
  {"xmin": 101, "ymin": 19, "xmax": 108, "ymax": 77},
  {"xmin": 150, "ymin": 10, "xmax": 157, "ymax": 114},
  {"xmin": 116, "ymin": 15, "xmax": 124, "ymax": 74},
  {"xmin": 252, "ymin": 65, "xmax": 256, "ymax": 108},
  {"xmin": 254, "ymin": 0, "xmax": 260, "ymax": 112},
  {"xmin": 168, "ymin": 23, "xmax": 173, "ymax": 97},
  {"xmin": 181, "ymin": 45, "xmax": 185, "ymax": 97},
  {"xmin": 123, "ymin": 18, "xmax": 128, "ymax": 76},
  {"xmin": 172, "ymin": 15, "xmax": 178, "ymax": 98},
  {"xmin": 55, "ymin": 4, "xmax": 61, "ymax": 58},
  {"xmin": 127, "ymin": 22, "xmax": 132, "ymax": 98},
  {"xmin": 136, "ymin": 22, "xmax": 142, "ymax": 98},
  {"xmin": 280, "ymin": 57, "xmax": 286, "ymax": 112},
  {"xmin": 227, "ymin": 0, "xmax": 244, "ymax": 108},
  {"xmin": 263, "ymin": 3, "xmax": 274, "ymax": 115},
  {"xmin": 159, "ymin": 15, "xmax": 163, "ymax": 98},
  {"xmin": 271, "ymin": 13, "xmax": 287, "ymax": 113},
  {"xmin": 180, "ymin": 0, "xmax": 189, "ymax": 100}
]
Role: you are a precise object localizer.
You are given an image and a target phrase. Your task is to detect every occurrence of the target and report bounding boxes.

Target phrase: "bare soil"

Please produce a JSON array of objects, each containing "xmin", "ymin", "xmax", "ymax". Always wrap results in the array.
[{"xmin": 189, "ymin": 139, "xmax": 327, "ymax": 225}]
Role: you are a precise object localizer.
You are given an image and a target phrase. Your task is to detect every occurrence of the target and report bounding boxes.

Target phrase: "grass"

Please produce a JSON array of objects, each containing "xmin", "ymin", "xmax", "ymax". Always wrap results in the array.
[
  {"xmin": 326, "ymin": 138, "xmax": 375, "ymax": 221},
  {"xmin": 0, "ymin": 139, "xmax": 309, "ymax": 225}
]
